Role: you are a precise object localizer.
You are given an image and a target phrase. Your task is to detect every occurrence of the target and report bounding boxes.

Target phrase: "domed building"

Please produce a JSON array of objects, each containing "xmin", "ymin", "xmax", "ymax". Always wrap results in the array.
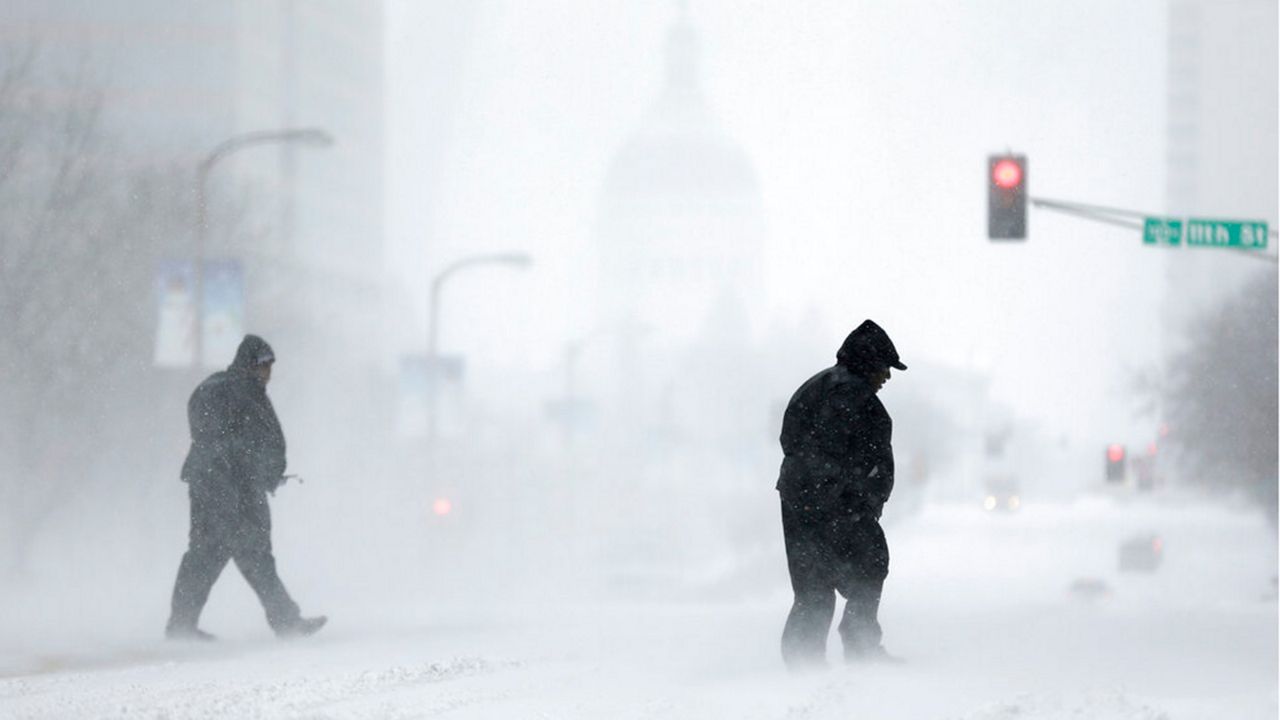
[
  {"xmin": 595, "ymin": 11, "xmax": 767, "ymax": 348},
  {"xmin": 578, "ymin": 12, "xmax": 773, "ymax": 591}
]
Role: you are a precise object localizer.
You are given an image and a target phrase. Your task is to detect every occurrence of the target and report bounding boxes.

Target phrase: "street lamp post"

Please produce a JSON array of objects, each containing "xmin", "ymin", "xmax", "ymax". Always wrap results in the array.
[
  {"xmin": 426, "ymin": 252, "xmax": 532, "ymax": 440},
  {"xmin": 193, "ymin": 127, "xmax": 333, "ymax": 368}
]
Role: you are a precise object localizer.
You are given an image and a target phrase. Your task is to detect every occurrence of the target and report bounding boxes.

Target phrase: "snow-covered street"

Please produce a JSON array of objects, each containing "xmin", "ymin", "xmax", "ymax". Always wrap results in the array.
[{"xmin": 3, "ymin": 496, "xmax": 1274, "ymax": 719}]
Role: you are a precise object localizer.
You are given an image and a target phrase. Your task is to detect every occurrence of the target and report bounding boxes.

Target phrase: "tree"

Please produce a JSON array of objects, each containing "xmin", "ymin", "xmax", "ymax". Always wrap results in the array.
[
  {"xmin": 1158, "ymin": 269, "xmax": 1278, "ymax": 522},
  {"xmin": 0, "ymin": 48, "xmax": 247, "ymax": 574}
]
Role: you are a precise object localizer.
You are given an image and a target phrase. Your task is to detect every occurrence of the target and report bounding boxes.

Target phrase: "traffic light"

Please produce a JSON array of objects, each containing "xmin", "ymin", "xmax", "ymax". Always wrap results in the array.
[
  {"xmin": 1105, "ymin": 443, "xmax": 1126, "ymax": 483},
  {"xmin": 988, "ymin": 154, "xmax": 1027, "ymax": 239}
]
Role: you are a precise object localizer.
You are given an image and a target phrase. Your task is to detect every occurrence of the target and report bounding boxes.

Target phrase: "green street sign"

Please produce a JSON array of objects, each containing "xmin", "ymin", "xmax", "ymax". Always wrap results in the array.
[
  {"xmin": 1143, "ymin": 217, "xmax": 1182, "ymax": 246},
  {"xmin": 1185, "ymin": 218, "xmax": 1269, "ymax": 250}
]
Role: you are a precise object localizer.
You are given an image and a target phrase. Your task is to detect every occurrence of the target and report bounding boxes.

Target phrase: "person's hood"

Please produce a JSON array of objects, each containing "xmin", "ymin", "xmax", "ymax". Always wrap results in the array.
[
  {"xmin": 229, "ymin": 334, "xmax": 275, "ymax": 371},
  {"xmin": 835, "ymin": 320, "xmax": 907, "ymax": 373}
]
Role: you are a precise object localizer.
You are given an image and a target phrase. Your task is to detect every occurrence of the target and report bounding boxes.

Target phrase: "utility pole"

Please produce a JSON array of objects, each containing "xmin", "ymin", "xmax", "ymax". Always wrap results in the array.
[{"xmin": 425, "ymin": 253, "xmax": 532, "ymax": 440}]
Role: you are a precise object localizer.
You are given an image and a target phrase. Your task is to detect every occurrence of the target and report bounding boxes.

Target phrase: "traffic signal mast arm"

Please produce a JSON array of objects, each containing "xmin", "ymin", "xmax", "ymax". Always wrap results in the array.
[
  {"xmin": 1029, "ymin": 196, "xmax": 1278, "ymax": 265},
  {"xmin": 1029, "ymin": 197, "xmax": 1147, "ymax": 230}
]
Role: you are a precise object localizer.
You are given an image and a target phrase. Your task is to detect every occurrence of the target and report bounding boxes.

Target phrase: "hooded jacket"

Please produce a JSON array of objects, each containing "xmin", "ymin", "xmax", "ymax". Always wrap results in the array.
[
  {"xmin": 179, "ymin": 336, "xmax": 286, "ymax": 493},
  {"xmin": 776, "ymin": 324, "xmax": 898, "ymax": 517}
]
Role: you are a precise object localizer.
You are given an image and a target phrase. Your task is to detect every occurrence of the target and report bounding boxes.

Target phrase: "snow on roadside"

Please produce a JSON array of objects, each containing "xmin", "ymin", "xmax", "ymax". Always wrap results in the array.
[
  {"xmin": 954, "ymin": 691, "xmax": 1170, "ymax": 720},
  {"xmin": 0, "ymin": 656, "xmax": 516, "ymax": 720}
]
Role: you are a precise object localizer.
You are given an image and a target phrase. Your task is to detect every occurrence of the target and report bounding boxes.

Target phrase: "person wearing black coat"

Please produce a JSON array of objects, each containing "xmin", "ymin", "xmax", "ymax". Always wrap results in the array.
[
  {"xmin": 776, "ymin": 319, "xmax": 906, "ymax": 668},
  {"xmin": 165, "ymin": 335, "xmax": 325, "ymax": 640}
]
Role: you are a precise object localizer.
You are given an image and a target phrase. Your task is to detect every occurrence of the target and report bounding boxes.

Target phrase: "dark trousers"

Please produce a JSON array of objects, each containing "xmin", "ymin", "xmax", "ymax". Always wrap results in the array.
[
  {"xmin": 168, "ymin": 479, "xmax": 300, "ymax": 633},
  {"xmin": 780, "ymin": 499, "xmax": 889, "ymax": 667}
]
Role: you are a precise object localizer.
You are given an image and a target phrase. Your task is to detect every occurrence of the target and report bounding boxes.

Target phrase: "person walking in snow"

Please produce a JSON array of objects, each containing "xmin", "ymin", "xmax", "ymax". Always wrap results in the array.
[
  {"xmin": 776, "ymin": 319, "xmax": 905, "ymax": 669},
  {"xmin": 165, "ymin": 335, "xmax": 326, "ymax": 641}
]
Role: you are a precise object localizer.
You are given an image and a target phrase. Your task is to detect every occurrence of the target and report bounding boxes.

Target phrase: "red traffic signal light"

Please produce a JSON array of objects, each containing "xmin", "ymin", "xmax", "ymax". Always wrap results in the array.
[
  {"xmin": 992, "ymin": 159, "xmax": 1023, "ymax": 189},
  {"xmin": 988, "ymin": 154, "xmax": 1027, "ymax": 240},
  {"xmin": 1105, "ymin": 443, "xmax": 1126, "ymax": 483}
]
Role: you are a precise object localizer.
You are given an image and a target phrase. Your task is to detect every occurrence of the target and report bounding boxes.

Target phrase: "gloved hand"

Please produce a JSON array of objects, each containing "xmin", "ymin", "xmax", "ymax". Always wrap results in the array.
[{"xmin": 257, "ymin": 474, "xmax": 285, "ymax": 495}]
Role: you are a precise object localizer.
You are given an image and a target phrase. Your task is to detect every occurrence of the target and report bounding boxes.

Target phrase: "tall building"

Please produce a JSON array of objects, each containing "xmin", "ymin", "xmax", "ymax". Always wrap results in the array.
[
  {"xmin": 225, "ymin": 2, "xmax": 388, "ymax": 481},
  {"xmin": 2, "ymin": 0, "xmax": 389, "ymax": 476},
  {"xmin": 1165, "ymin": 0, "xmax": 1278, "ymax": 303},
  {"xmin": 234, "ymin": 2, "xmax": 384, "ymax": 283},
  {"xmin": 0, "ymin": 1, "xmax": 238, "ymax": 160},
  {"xmin": 1, "ymin": 0, "xmax": 385, "ymax": 331}
]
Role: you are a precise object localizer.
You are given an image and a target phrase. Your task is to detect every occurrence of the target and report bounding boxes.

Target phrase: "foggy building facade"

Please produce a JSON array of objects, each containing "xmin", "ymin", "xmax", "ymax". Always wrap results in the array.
[
  {"xmin": 1163, "ymin": 0, "xmax": 1278, "ymax": 301},
  {"xmin": 3, "ymin": 1, "xmax": 385, "ymax": 281}
]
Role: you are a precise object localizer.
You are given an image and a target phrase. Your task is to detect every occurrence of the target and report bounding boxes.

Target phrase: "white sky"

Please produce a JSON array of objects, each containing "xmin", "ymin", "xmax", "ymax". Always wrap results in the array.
[{"xmin": 384, "ymin": 1, "xmax": 1265, "ymax": 446}]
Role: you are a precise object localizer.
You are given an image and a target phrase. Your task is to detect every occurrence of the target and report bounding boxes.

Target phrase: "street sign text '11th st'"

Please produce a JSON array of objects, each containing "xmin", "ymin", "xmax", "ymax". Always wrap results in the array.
[{"xmin": 1185, "ymin": 219, "xmax": 1269, "ymax": 249}]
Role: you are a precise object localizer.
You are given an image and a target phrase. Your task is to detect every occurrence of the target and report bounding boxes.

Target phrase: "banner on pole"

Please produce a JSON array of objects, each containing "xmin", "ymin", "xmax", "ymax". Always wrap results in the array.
[
  {"xmin": 153, "ymin": 260, "xmax": 196, "ymax": 368},
  {"xmin": 201, "ymin": 259, "xmax": 244, "ymax": 368},
  {"xmin": 397, "ymin": 355, "xmax": 430, "ymax": 438}
]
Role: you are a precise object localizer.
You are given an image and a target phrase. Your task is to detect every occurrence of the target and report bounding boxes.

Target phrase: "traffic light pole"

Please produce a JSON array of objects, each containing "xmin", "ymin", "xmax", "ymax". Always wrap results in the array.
[{"xmin": 1029, "ymin": 196, "xmax": 1279, "ymax": 265}]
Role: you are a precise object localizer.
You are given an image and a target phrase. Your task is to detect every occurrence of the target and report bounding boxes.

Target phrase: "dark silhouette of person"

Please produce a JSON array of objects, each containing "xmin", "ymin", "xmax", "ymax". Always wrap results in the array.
[
  {"xmin": 166, "ymin": 335, "xmax": 325, "ymax": 640},
  {"xmin": 776, "ymin": 319, "xmax": 905, "ymax": 668}
]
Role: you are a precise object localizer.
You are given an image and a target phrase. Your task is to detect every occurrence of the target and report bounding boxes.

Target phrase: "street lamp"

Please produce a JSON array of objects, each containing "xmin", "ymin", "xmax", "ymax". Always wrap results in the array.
[
  {"xmin": 193, "ymin": 127, "xmax": 334, "ymax": 368},
  {"xmin": 426, "ymin": 252, "xmax": 533, "ymax": 439}
]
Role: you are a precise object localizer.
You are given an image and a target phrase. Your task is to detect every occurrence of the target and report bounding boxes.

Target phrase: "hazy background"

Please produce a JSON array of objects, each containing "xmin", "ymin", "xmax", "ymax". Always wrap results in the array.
[
  {"xmin": 0, "ymin": 2, "xmax": 1275, "ymax": 715},
  {"xmin": 388, "ymin": 0, "xmax": 1271, "ymax": 442}
]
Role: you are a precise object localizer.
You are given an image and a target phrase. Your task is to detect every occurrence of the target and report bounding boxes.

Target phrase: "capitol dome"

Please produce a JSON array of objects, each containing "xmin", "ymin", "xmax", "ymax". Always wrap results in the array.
[
  {"xmin": 594, "ymin": 11, "xmax": 767, "ymax": 341},
  {"xmin": 602, "ymin": 13, "xmax": 760, "ymax": 202}
]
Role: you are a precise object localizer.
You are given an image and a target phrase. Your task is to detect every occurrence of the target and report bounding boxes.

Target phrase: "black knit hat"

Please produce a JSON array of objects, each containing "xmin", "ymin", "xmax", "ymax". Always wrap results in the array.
[{"xmin": 836, "ymin": 320, "xmax": 906, "ymax": 372}]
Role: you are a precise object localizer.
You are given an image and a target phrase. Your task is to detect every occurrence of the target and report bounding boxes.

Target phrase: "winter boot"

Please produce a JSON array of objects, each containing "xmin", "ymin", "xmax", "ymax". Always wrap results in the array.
[
  {"xmin": 165, "ymin": 625, "xmax": 217, "ymax": 642},
  {"xmin": 845, "ymin": 644, "xmax": 902, "ymax": 664},
  {"xmin": 276, "ymin": 615, "xmax": 327, "ymax": 639}
]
